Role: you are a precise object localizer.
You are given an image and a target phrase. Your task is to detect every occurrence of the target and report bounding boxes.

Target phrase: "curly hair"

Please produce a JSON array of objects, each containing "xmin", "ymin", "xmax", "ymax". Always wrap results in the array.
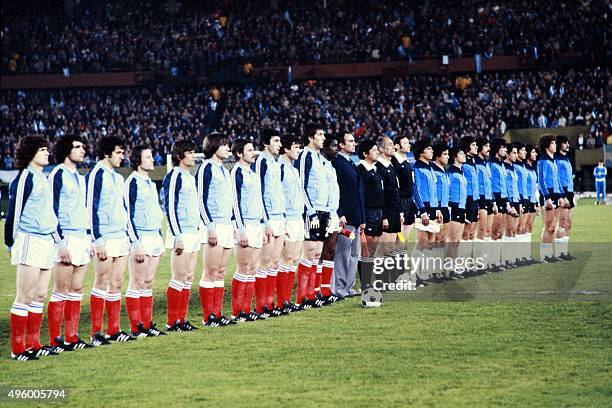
[
  {"xmin": 16, "ymin": 135, "xmax": 49, "ymax": 170},
  {"xmin": 54, "ymin": 134, "xmax": 83, "ymax": 164}
]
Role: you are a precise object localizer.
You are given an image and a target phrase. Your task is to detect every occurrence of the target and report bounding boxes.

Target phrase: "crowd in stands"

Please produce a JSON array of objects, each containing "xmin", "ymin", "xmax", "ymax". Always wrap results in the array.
[
  {"xmin": 1, "ymin": 66, "xmax": 609, "ymax": 169},
  {"xmin": 2, "ymin": 0, "xmax": 609, "ymax": 74}
]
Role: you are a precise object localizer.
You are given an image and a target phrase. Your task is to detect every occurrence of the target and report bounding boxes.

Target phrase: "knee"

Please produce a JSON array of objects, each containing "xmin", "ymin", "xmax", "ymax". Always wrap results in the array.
[{"xmin": 70, "ymin": 283, "xmax": 85, "ymax": 294}]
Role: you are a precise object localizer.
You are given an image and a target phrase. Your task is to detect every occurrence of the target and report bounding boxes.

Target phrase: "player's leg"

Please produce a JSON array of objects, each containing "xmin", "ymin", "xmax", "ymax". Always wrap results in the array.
[
  {"xmin": 199, "ymin": 243, "xmax": 228, "ymax": 325},
  {"xmin": 300, "ymin": 240, "xmax": 323, "ymax": 307},
  {"xmin": 106, "ymin": 255, "xmax": 132, "ymax": 340},
  {"xmin": 268, "ymin": 233, "xmax": 286, "ymax": 315},
  {"xmin": 26, "ymin": 267, "xmax": 53, "ymax": 355},
  {"xmin": 540, "ymin": 201, "xmax": 558, "ymax": 262},
  {"xmin": 10, "ymin": 265, "xmax": 41, "ymax": 360},
  {"xmin": 166, "ymin": 249, "xmax": 191, "ymax": 330},
  {"xmin": 90, "ymin": 256, "xmax": 112, "ymax": 341},
  {"xmin": 212, "ymin": 247, "xmax": 232, "ymax": 324},
  {"xmin": 255, "ymin": 235, "xmax": 274, "ymax": 316},
  {"xmin": 126, "ymin": 253, "xmax": 147, "ymax": 336},
  {"xmin": 231, "ymin": 245, "xmax": 252, "ymax": 321},
  {"xmin": 47, "ymin": 262, "xmax": 72, "ymax": 348},
  {"xmin": 63, "ymin": 264, "xmax": 90, "ymax": 348},
  {"xmin": 140, "ymin": 254, "xmax": 163, "ymax": 335},
  {"xmin": 320, "ymin": 231, "xmax": 339, "ymax": 303},
  {"xmin": 279, "ymin": 237, "xmax": 302, "ymax": 311},
  {"xmin": 178, "ymin": 252, "xmax": 198, "ymax": 329}
]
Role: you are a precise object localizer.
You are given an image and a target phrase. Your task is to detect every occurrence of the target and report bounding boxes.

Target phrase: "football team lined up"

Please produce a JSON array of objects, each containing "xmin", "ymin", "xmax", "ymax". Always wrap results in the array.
[{"xmin": 5, "ymin": 127, "xmax": 578, "ymax": 361}]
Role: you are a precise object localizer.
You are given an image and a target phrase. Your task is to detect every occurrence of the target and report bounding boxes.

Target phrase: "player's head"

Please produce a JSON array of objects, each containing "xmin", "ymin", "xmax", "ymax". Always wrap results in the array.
[
  {"xmin": 556, "ymin": 135, "xmax": 570, "ymax": 153},
  {"xmin": 412, "ymin": 139, "xmax": 433, "ymax": 161},
  {"xmin": 358, "ymin": 139, "xmax": 378, "ymax": 162},
  {"xmin": 280, "ymin": 133, "xmax": 301, "ymax": 160},
  {"xmin": 376, "ymin": 136, "xmax": 394, "ymax": 159},
  {"xmin": 16, "ymin": 135, "xmax": 49, "ymax": 169},
  {"xmin": 97, "ymin": 136, "xmax": 125, "ymax": 168},
  {"xmin": 393, "ymin": 135, "xmax": 410, "ymax": 153},
  {"xmin": 433, "ymin": 142, "xmax": 449, "ymax": 165},
  {"xmin": 54, "ymin": 134, "xmax": 85, "ymax": 164},
  {"xmin": 336, "ymin": 130, "xmax": 356, "ymax": 154},
  {"xmin": 449, "ymin": 146, "xmax": 465, "ymax": 166},
  {"xmin": 460, "ymin": 136, "xmax": 477, "ymax": 156},
  {"xmin": 232, "ymin": 138, "xmax": 256, "ymax": 163},
  {"xmin": 539, "ymin": 134, "xmax": 557, "ymax": 155},
  {"xmin": 598, "ymin": 159, "xmax": 604, "ymax": 166},
  {"xmin": 304, "ymin": 122, "xmax": 325, "ymax": 150},
  {"xmin": 172, "ymin": 139, "xmax": 196, "ymax": 167},
  {"xmin": 490, "ymin": 138, "xmax": 507, "ymax": 159},
  {"xmin": 476, "ymin": 137, "xmax": 490, "ymax": 156},
  {"xmin": 526, "ymin": 144, "xmax": 537, "ymax": 162},
  {"xmin": 322, "ymin": 133, "xmax": 339, "ymax": 158},
  {"xmin": 262, "ymin": 128, "xmax": 282, "ymax": 155},
  {"xmin": 512, "ymin": 141, "xmax": 526, "ymax": 161},
  {"xmin": 505, "ymin": 143, "xmax": 518, "ymax": 162},
  {"xmin": 130, "ymin": 144, "xmax": 153, "ymax": 171},
  {"xmin": 203, "ymin": 132, "xmax": 230, "ymax": 160}
]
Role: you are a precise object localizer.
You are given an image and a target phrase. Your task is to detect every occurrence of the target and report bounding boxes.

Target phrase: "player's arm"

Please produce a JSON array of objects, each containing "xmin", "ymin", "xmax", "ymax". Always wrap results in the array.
[
  {"xmin": 49, "ymin": 168, "xmax": 65, "ymax": 246},
  {"xmin": 86, "ymin": 169, "xmax": 104, "ymax": 246},
  {"xmin": 254, "ymin": 157, "xmax": 271, "ymax": 225},
  {"xmin": 231, "ymin": 167, "xmax": 246, "ymax": 233},
  {"xmin": 4, "ymin": 172, "xmax": 33, "ymax": 249},
  {"xmin": 197, "ymin": 163, "xmax": 215, "ymax": 231},
  {"xmin": 164, "ymin": 170, "xmax": 183, "ymax": 241},
  {"xmin": 124, "ymin": 177, "xmax": 140, "ymax": 248},
  {"xmin": 297, "ymin": 152, "xmax": 316, "ymax": 217}
]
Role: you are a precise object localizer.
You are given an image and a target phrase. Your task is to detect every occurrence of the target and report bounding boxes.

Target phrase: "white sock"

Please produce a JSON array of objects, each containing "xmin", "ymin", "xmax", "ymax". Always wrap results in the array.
[
  {"xmin": 554, "ymin": 238, "xmax": 564, "ymax": 257},
  {"xmin": 540, "ymin": 242, "xmax": 553, "ymax": 260}
]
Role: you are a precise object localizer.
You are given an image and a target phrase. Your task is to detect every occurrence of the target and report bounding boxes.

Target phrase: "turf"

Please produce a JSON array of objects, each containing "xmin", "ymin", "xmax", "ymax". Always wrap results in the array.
[{"xmin": 0, "ymin": 199, "xmax": 610, "ymax": 407}]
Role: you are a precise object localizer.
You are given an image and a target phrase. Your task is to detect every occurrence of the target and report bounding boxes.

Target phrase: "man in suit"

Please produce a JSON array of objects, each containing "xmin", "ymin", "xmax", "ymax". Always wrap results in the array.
[{"xmin": 331, "ymin": 130, "xmax": 365, "ymax": 298}]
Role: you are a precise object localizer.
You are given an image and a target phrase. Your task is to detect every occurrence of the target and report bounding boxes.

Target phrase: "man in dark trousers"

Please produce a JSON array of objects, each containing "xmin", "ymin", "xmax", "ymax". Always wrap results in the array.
[{"xmin": 331, "ymin": 130, "xmax": 365, "ymax": 299}]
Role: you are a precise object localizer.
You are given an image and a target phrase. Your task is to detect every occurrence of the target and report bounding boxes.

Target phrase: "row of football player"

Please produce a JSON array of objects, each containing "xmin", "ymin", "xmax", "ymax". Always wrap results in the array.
[{"xmin": 5, "ymin": 127, "xmax": 575, "ymax": 361}]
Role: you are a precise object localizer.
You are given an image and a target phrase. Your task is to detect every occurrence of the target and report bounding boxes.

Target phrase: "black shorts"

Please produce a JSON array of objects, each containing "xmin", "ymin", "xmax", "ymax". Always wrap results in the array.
[
  {"xmin": 438, "ymin": 207, "xmax": 450, "ymax": 224},
  {"xmin": 539, "ymin": 193, "xmax": 561, "ymax": 209},
  {"xmin": 364, "ymin": 207, "xmax": 383, "ymax": 237},
  {"xmin": 384, "ymin": 207, "xmax": 402, "ymax": 233},
  {"xmin": 465, "ymin": 197, "xmax": 479, "ymax": 223},
  {"xmin": 524, "ymin": 201, "xmax": 537, "ymax": 213},
  {"xmin": 449, "ymin": 203, "xmax": 466, "ymax": 224},
  {"xmin": 400, "ymin": 197, "xmax": 416, "ymax": 225},
  {"xmin": 305, "ymin": 211, "xmax": 330, "ymax": 242},
  {"xmin": 509, "ymin": 201, "xmax": 521, "ymax": 215},
  {"xmin": 564, "ymin": 190, "xmax": 575, "ymax": 209},
  {"xmin": 478, "ymin": 195, "xmax": 494, "ymax": 215},
  {"xmin": 493, "ymin": 193, "xmax": 508, "ymax": 214}
]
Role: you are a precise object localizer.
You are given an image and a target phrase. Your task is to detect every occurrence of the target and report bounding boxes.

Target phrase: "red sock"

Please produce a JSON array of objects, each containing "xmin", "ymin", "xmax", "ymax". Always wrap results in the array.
[
  {"xmin": 166, "ymin": 280, "xmax": 183, "ymax": 326},
  {"xmin": 125, "ymin": 290, "xmax": 141, "ymax": 333},
  {"xmin": 198, "ymin": 283, "xmax": 214, "ymax": 322},
  {"xmin": 314, "ymin": 263, "xmax": 323, "ymax": 296},
  {"xmin": 321, "ymin": 260, "xmax": 334, "ymax": 297},
  {"xmin": 139, "ymin": 289, "xmax": 153, "ymax": 330},
  {"xmin": 179, "ymin": 282, "xmax": 192, "ymax": 322},
  {"xmin": 275, "ymin": 265, "xmax": 289, "ymax": 308},
  {"xmin": 307, "ymin": 263, "xmax": 318, "ymax": 300},
  {"xmin": 105, "ymin": 292, "xmax": 121, "ymax": 336},
  {"xmin": 231, "ymin": 274, "xmax": 247, "ymax": 317},
  {"xmin": 25, "ymin": 302, "xmax": 44, "ymax": 350},
  {"xmin": 47, "ymin": 293, "xmax": 66, "ymax": 346},
  {"xmin": 64, "ymin": 293, "xmax": 82, "ymax": 343},
  {"xmin": 89, "ymin": 288, "xmax": 106, "ymax": 335},
  {"xmin": 287, "ymin": 267, "xmax": 296, "ymax": 304},
  {"xmin": 213, "ymin": 281, "xmax": 224, "ymax": 317},
  {"xmin": 296, "ymin": 259, "xmax": 312, "ymax": 304},
  {"xmin": 254, "ymin": 270, "xmax": 267, "ymax": 313},
  {"xmin": 10, "ymin": 303, "xmax": 28, "ymax": 356},
  {"xmin": 266, "ymin": 268, "xmax": 277, "ymax": 309},
  {"xmin": 244, "ymin": 277, "xmax": 255, "ymax": 313}
]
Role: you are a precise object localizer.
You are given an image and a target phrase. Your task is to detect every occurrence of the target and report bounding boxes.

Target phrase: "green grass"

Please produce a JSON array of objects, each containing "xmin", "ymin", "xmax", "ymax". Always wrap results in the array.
[{"xmin": 0, "ymin": 199, "xmax": 610, "ymax": 407}]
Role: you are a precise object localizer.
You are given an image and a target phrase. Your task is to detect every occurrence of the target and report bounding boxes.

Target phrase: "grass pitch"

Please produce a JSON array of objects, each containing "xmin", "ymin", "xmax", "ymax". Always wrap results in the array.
[{"xmin": 0, "ymin": 199, "xmax": 610, "ymax": 407}]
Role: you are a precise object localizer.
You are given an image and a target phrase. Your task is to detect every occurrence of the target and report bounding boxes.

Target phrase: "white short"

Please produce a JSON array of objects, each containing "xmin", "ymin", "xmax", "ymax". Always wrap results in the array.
[
  {"xmin": 11, "ymin": 232, "xmax": 56, "ymax": 270},
  {"xmin": 55, "ymin": 234, "xmax": 91, "ymax": 266},
  {"xmin": 327, "ymin": 213, "xmax": 340, "ymax": 234},
  {"xmin": 136, "ymin": 234, "xmax": 165, "ymax": 257},
  {"xmin": 285, "ymin": 218, "xmax": 305, "ymax": 242},
  {"xmin": 236, "ymin": 224, "xmax": 264, "ymax": 249},
  {"xmin": 268, "ymin": 218, "xmax": 286, "ymax": 237},
  {"xmin": 199, "ymin": 223, "xmax": 235, "ymax": 249},
  {"xmin": 102, "ymin": 236, "xmax": 130, "ymax": 258},
  {"xmin": 165, "ymin": 232, "xmax": 200, "ymax": 253},
  {"xmin": 415, "ymin": 218, "xmax": 441, "ymax": 234}
]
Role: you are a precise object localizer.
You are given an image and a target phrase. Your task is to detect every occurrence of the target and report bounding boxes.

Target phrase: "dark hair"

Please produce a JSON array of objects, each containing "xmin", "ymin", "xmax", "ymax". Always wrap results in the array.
[
  {"xmin": 357, "ymin": 139, "xmax": 377, "ymax": 160},
  {"xmin": 323, "ymin": 134, "xmax": 338, "ymax": 148},
  {"xmin": 261, "ymin": 128, "xmax": 280, "ymax": 146},
  {"xmin": 449, "ymin": 146, "xmax": 463, "ymax": 163},
  {"xmin": 203, "ymin": 132, "xmax": 228, "ymax": 159},
  {"xmin": 303, "ymin": 122, "xmax": 322, "ymax": 145},
  {"xmin": 526, "ymin": 144, "xmax": 537, "ymax": 162},
  {"xmin": 130, "ymin": 144, "xmax": 151, "ymax": 170},
  {"xmin": 490, "ymin": 138, "xmax": 506, "ymax": 157},
  {"xmin": 232, "ymin": 139, "xmax": 251, "ymax": 160},
  {"xmin": 16, "ymin": 135, "xmax": 49, "ymax": 169},
  {"xmin": 433, "ymin": 142, "xmax": 449, "ymax": 160},
  {"xmin": 459, "ymin": 136, "xmax": 475, "ymax": 154},
  {"xmin": 476, "ymin": 137, "xmax": 489, "ymax": 153},
  {"xmin": 412, "ymin": 139, "xmax": 432, "ymax": 160},
  {"xmin": 336, "ymin": 130, "xmax": 352, "ymax": 146},
  {"xmin": 171, "ymin": 139, "xmax": 196, "ymax": 166},
  {"xmin": 539, "ymin": 134, "xmax": 556, "ymax": 153},
  {"xmin": 556, "ymin": 134, "xmax": 569, "ymax": 152},
  {"xmin": 505, "ymin": 143, "xmax": 517, "ymax": 153},
  {"xmin": 54, "ymin": 134, "xmax": 83, "ymax": 164},
  {"xmin": 97, "ymin": 136, "xmax": 125, "ymax": 160},
  {"xmin": 393, "ymin": 135, "xmax": 409, "ymax": 147},
  {"xmin": 512, "ymin": 141, "xmax": 525, "ymax": 151},
  {"xmin": 280, "ymin": 133, "xmax": 301, "ymax": 154}
]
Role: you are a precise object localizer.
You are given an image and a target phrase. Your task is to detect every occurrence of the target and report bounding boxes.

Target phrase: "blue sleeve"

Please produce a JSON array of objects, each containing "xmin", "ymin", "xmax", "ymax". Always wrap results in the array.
[
  {"xmin": 413, "ymin": 168, "xmax": 429, "ymax": 213},
  {"xmin": 231, "ymin": 168, "xmax": 245, "ymax": 231},
  {"xmin": 86, "ymin": 169, "xmax": 104, "ymax": 241},
  {"xmin": 165, "ymin": 171, "xmax": 183, "ymax": 237},
  {"xmin": 197, "ymin": 163, "xmax": 214, "ymax": 227},
  {"xmin": 255, "ymin": 157, "xmax": 270, "ymax": 222},
  {"xmin": 125, "ymin": 177, "xmax": 139, "ymax": 243},
  {"xmin": 537, "ymin": 160, "xmax": 550, "ymax": 199},
  {"xmin": 4, "ymin": 171, "xmax": 33, "ymax": 248},
  {"xmin": 50, "ymin": 168, "xmax": 64, "ymax": 240},
  {"xmin": 298, "ymin": 152, "xmax": 315, "ymax": 215}
]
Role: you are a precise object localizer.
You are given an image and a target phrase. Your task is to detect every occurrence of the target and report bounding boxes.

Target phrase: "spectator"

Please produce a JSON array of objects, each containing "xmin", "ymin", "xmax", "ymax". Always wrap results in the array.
[{"xmin": 586, "ymin": 134, "xmax": 596, "ymax": 149}]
